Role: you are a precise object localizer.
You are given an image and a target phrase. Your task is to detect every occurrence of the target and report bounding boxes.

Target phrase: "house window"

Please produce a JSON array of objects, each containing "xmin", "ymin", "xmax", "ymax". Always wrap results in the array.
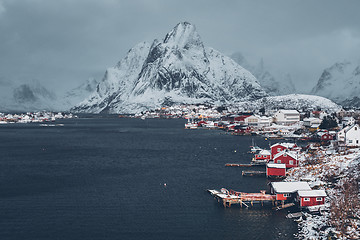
[
  {"xmin": 277, "ymin": 148, "xmax": 281, "ymax": 152},
  {"xmin": 349, "ymin": 140, "xmax": 353, "ymax": 143},
  {"xmin": 304, "ymin": 198, "xmax": 310, "ymax": 201},
  {"xmin": 277, "ymin": 160, "xmax": 282, "ymax": 163},
  {"xmin": 284, "ymin": 193, "xmax": 291, "ymax": 197},
  {"xmin": 316, "ymin": 197, "xmax": 322, "ymax": 201},
  {"xmin": 289, "ymin": 160, "xmax": 293, "ymax": 165},
  {"xmin": 355, "ymin": 127, "xmax": 358, "ymax": 131},
  {"xmin": 357, "ymin": 140, "xmax": 359, "ymax": 144}
]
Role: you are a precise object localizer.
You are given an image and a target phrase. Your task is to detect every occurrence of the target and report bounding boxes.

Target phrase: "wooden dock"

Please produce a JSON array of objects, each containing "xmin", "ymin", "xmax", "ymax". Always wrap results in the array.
[
  {"xmin": 225, "ymin": 163, "xmax": 266, "ymax": 167},
  {"xmin": 208, "ymin": 188, "xmax": 276, "ymax": 208},
  {"xmin": 242, "ymin": 170, "xmax": 266, "ymax": 177}
]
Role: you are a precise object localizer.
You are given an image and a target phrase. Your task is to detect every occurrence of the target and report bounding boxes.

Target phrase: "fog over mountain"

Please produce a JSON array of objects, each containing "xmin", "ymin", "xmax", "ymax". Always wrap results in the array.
[{"xmin": 230, "ymin": 52, "xmax": 296, "ymax": 96}]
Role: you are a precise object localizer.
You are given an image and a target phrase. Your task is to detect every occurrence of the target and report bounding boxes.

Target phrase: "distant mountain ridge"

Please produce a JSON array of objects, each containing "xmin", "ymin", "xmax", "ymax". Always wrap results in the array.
[
  {"xmin": 230, "ymin": 52, "xmax": 295, "ymax": 96},
  {"xmin": 311, "ymin": 61, "xmax": 360, "ymax": 107},
  {"xmin": 72, "ymin": 22, "xmax": 267, "ymax": 114}
]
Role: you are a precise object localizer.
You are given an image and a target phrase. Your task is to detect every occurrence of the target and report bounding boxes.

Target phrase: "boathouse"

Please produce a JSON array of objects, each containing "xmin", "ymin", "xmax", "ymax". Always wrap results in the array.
[
  {"xmin": 270, "ymin": 182, "xmax": 311, "ymax": 201},
  {"xmin": 266, "ymin": 163, "xmax": 286, "ymax": 178},
  {"xmin": 272, "ymin": 151, "xmax": 299, "ymax": 168},
  {"xmin": 296, "ymin": 190, "xmax": 326, "ymax": 208}
]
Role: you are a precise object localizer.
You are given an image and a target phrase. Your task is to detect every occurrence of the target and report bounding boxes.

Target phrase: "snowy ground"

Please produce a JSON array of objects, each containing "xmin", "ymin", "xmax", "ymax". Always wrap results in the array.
[{"xmin": 286, "ymin": 144, "xmax": 360, "ymax": 239}]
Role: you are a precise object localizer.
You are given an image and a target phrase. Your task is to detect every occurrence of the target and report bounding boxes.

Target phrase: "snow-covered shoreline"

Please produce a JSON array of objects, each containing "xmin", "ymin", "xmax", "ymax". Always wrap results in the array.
[{"xmin": 286, "ymin": 145, "xmax": 360, "ymax": 239}]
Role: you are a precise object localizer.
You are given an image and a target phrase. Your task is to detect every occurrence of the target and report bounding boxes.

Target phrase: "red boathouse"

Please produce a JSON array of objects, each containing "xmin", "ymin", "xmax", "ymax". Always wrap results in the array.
[
  {"xmin": 266, "ymin": 163, "xmax": 286, "ymax": 178},
  {"xmin": 297, "ymin": 190, "xmax": 326, "ymax": 208}
]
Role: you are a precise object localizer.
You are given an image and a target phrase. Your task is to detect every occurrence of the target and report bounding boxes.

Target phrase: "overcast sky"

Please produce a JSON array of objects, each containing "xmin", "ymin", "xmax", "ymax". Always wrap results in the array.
[{"xmin": 0, "ymin": 0, "xmax": 359, "ymax": 94}]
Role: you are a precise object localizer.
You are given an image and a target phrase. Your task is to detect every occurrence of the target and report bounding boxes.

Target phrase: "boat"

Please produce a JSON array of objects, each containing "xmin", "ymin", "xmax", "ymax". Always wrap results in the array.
[{"xmin": 185, "ymin": 119, "xmax": 198, "ymax": 129}]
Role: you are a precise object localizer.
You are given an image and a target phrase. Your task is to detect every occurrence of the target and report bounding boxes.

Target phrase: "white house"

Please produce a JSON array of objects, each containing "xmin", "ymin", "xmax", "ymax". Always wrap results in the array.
[
  {"xmin": 303, "ymin": 117, "xmax": 322, "ymax": 128},
  {"xmin": 274, "ymin": 110, "xmax": 300, "ymax": 125},
  {"xmin": 244, "ymin": 115, "xmax": 259, "ymax": 127},
  {"xmin": 258, "ymin": 116, "xmax": 272, "ymax": 127},
  {"xmin": 337, "ymin": 124, "xmax": 360, "ymax": 147}
]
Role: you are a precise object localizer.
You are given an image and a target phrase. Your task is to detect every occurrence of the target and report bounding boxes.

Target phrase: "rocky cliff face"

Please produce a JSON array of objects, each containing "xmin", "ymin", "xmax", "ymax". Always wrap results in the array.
[
  {"xmin": 72, "ymin": 22, "xmax": 267, "ymax": 114},
  {"xmin": 311, "ymin": 61, "xmax": 360, "ymax": 107}
]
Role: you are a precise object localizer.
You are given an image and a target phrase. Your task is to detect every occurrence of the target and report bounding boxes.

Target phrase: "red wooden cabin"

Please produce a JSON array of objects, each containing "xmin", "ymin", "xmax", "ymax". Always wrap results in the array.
[
  {"xmin": 270, "ymin": 143, "xmax": 297, "ymax": 159},
  {"xmin": 273, "ymin": 151, "xmax": 298, "ymax": 168},
  {"xmin": 255, "ymin": 150, "xmax": 271, "ymax": 161},
  {"xmin": 270, "ymin": 182, "xmax": 311, "ymax": 201},
  {"xmin": 296, "ymin": 190, "xmax": 326, "ymax": 208},
  {"xmin": 266, "ymin": 163, "xmax": 286, "ymax": 178}
]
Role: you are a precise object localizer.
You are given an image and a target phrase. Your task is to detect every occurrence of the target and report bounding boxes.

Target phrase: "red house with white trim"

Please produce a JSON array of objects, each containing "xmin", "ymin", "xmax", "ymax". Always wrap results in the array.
[
  {"xmin": 273, "ymin": 151, "xmax": 299, "ymax": 168},
  {"xmin": 270, "ymin": 182, "xmax": 311, "ymax": 201},
  {"xmin": 266, "ymin": 163, "xmax": 286, "ymax": 178},
  {"xmin": 255, "ymin": 150, "xmax": 271, "ymax": 162},
  {"xmin": 297, "ymin": 190, "xmax": 326, "ymax": 208},
  {"xmin": 270, "ymin": 143, "xmax": 297, "ymax": 159}
]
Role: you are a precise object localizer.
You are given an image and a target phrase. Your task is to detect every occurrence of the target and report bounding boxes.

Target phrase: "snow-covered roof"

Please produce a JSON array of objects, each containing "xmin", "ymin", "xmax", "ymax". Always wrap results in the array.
[
  {"xmin": 271, "ymin": 142, "xmax": 296, "ymax": 149},
  {"xmin": 273, "ymin": 151, "xmax": 298, "ymax": 160},
  {"xmin": 278, "ymin": 110, "xmax": 299, "ymax": 115},
  {"xmin": 259, "ymin": 150, "xmax": 271, "ymax": 155},
  {"xmin": 297, "ymin": 190, "xmax": 327, "ymax": 197},
  {"xmin": 271, "ymin": 181, "xmax": 311, "ymax": 193},
  {"xmin": 267, "ymin": 163, "xmax": 286, "ymax": 169}
]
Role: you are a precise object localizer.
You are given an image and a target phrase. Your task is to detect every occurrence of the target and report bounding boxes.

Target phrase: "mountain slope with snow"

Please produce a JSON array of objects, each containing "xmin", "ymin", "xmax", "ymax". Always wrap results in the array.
[
  {"xmin": 73, "ymin": 22, "xmax": 267, "ymax": 114},
  {"xmin": 0, "ymin": 80, "xmax": 58, "ymax": 112},
  {"xmin": 311, "ymin": 61, "xmax": 360, "ymax": 107}
]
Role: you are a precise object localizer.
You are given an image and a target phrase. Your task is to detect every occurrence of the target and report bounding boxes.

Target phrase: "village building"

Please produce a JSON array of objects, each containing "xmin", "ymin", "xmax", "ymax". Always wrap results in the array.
[
  {"xmin": 270, "ymin": 143, "xmax": 297, "ymax": 159},
  {"xmin": 270, "ymin": 181, "xmax": 311, "ymax": 201},
  {"xmin": 266, "ymin": 163, "xmax": 286, "ymax": 178},
  {"xmin": 303, "ymin": 117, "xmax": 322, "ymax": 128},
  {"xmin": 244, "ymin": 115, "xmax": 259, "ymax": 127},
  {"xmin": 258, "ymin": 116, "xmax": 272, "ymax": 128},
  {"xmin": 341, "ymin": 116, "xmax": 356, "ymax": 127},
  {"xmin": 274, "ymin": 110, "xmax": 300, "ymax": 125},
  {"xmin": 337, "ymin": 124, "xmax": 360, "ymax": 147},
  {"xmin": 272, "ymin": 151, "xmax": 299, "ymax": 168},
  {"xmin": 255, "ymin": 149, "xmax": 271, "ymax": 162},
  {"xmin": 296, "ymin": 190, "xmax": 327, "ymax": 208},
  {"xmin": 317, "ymin": 131, "xmax": 334, "ymax": 142}
]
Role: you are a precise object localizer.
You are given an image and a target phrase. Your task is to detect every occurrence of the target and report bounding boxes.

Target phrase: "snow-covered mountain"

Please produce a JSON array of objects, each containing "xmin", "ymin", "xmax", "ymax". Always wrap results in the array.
[
  {"xmin": 311, "ymin": 61, "xmax": 360, "ymax": 107},
  {"xmin": 0, "ymin": 80, "xmax": 57, "ymax": 112},
  {"xmin": 73, "ymin": 22, "xmax": 267, "ymax": 114},
  {"xmin": 230, "ymin": 52, "xmax": 295, "ymax": 96},
  {"xmin": 62, "ymin": 78, "xmax": 98, "ymax": 109},
  {"xmin": 0, "ymin": 78, "xmax": 99, "ymax": 112},
  {"xmin": 231, "ymin": 94, "xmax": 341, "ymax": 112}
]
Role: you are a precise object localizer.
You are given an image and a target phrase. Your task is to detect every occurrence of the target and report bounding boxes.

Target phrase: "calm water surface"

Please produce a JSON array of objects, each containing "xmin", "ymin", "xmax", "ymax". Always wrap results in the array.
[{"xmin": 0, "ymin": 117, "xmax": 297, "ymax": 239}]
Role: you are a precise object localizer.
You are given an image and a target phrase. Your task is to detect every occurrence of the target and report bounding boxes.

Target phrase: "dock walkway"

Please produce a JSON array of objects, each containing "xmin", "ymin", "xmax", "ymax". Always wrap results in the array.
[{"xmin": 208, "ymin": 188, "xmax": 276, "ymax": 208}]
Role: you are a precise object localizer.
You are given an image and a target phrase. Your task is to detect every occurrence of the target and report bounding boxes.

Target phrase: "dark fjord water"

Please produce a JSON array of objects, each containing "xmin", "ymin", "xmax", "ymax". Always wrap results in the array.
[{"xmin": 0, "ymin": 117, "xmax": 297, "ymax": 239}]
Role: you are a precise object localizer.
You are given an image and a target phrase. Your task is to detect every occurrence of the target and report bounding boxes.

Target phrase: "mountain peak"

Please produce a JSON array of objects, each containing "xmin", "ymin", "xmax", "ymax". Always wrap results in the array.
[{"xmin": 163, "ymin": 22, "xmax": 202, "ymax": 49}]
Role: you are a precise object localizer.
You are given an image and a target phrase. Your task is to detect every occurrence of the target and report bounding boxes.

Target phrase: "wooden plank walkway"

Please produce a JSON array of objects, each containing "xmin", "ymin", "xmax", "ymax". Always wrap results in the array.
[
  {"xmin": 208, "ymin": 189, "xmax": 276, "ymax": 208},
  {"xmin": 242, "ymin": 170, "xmax": 266, "ymax": 177},
  {"xmin": 225, "ymin": 163, "xmax": 266, "ymax": 167}
]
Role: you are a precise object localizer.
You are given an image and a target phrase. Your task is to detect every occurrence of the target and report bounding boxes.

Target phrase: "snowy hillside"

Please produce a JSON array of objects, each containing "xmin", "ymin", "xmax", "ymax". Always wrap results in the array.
[
  {"xmin": 72, "ymin": 22, "xmax": 267, "ymax": 114},
  {"xmin": 230, "ymin": 94, "xmax": 341, "ymax": 112},
  {"xmin": 230, "ymin": 52, "xmax": 295, "ymax": 96},
  {"xmin": 311, "ymin": 61, "xmax": 360, "ymax": 107}
]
